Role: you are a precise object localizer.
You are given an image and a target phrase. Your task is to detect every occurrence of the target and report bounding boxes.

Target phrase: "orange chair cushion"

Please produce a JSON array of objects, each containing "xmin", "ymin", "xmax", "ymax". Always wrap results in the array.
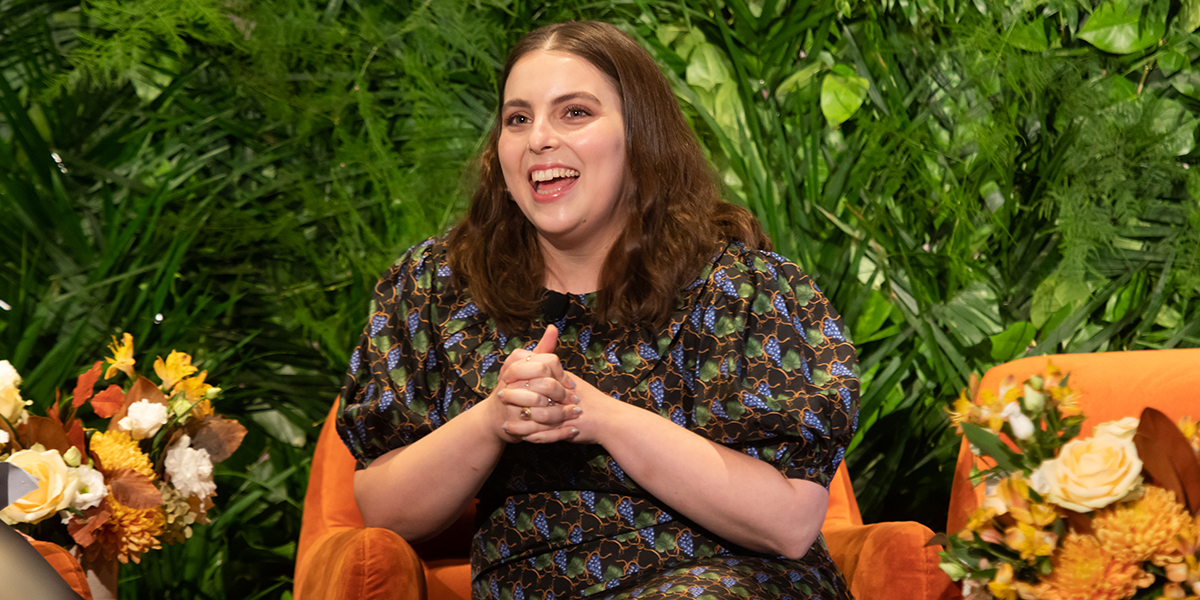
[
  {"xmin": 30, "ymin": 540, "xmax": 92, "ymax": 600},
  {"xmin": 297, "ymin": 527, "xmax": 426, "ymax": 600},
  {"xmin": 946, "ymin": 349, "xmax": 1200, "ymax": 532},
  {"xmin": 824, "ymin": 521, "xmax": 957, "ymax": 600}
]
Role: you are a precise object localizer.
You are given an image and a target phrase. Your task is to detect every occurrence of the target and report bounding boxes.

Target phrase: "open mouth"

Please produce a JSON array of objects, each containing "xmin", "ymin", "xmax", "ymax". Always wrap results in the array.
[{"xmin": 530, "ymin": 167, "xmax": 580, "ymax": 196}]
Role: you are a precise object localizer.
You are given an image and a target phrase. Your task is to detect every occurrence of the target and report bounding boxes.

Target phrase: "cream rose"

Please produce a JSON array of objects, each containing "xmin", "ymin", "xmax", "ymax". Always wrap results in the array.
[
  {"xmin": 1038, "ymin": 431, "xmax": 1143, "ymax": 512},
  {"xmin": 117, "ymin": 399, "xmax": 170, "ymax": 440},
  {"xmin": 1093, "ymin": 417, "xmax": 1140, "ymax": 441},
  {"xmin": 0, "ymin": 360, "xmax": 29, "ymax": 424},
  {"xmin": 1, "ymin": 449, "xmax": 80, "ymax": 524}
]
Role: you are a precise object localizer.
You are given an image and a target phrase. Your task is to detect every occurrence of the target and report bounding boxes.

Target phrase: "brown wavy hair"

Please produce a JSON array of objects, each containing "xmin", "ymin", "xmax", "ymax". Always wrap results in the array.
[{"xmin": 447, "ymin": 21, "xmax": 768, "ymax": 334}]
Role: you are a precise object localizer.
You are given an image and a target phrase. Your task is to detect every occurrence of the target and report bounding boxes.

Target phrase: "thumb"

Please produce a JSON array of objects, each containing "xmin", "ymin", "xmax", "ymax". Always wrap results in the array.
[{"xmin": 533, "ymin": 325, "xmax": 558, "ymax": 354}]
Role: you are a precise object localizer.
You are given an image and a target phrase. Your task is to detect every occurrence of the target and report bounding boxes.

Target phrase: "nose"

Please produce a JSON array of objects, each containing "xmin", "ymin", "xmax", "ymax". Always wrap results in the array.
[{"xmin": 528, "ymin": 117, "xmax": 556, "ymax": 153}]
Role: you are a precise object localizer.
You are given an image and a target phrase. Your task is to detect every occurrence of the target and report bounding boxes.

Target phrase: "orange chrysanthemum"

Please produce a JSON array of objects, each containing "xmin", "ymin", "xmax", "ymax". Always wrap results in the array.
[
  {"xmin": 1034, "ymin": 533, "xmax": 1144, "ymax": 600},
  {"xmin": 93, "ymin": 497, "xmax": 165, "ymax": 563},
  {"xmin": 89, "ymin": 430, "xmax": 155, "ymax": 480},
  {"xmin": 1093, "ymin": 486, "xmax": 1198, "ymax": 567}
]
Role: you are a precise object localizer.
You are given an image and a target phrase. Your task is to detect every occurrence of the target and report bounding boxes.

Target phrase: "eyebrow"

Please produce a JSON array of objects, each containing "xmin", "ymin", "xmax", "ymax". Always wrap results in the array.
[{"xmin": 501, "ymin": 91, "xmax": 603, "ymax": 112}]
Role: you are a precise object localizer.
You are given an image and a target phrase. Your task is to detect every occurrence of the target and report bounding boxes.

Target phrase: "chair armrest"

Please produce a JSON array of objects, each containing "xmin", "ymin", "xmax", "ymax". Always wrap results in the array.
[
  {"xmin": 296, "ymin": 526, "xmax": 427, "ymax": 600},
  {"xmin": 823, "ymin": 521, "xmax": 959, "ymax": 600}
]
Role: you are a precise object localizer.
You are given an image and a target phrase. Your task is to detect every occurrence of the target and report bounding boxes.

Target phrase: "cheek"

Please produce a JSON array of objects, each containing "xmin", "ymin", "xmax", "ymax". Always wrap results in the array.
[{"xmin": 497, "ymin": 134, "xmax": 525, "ymax": 188}]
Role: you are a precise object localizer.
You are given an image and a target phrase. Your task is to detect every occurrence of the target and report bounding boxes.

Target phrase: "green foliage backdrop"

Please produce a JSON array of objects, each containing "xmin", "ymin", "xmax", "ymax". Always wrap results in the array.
[{"xmin": 2, "ymin": 0, "xmax": 1198, "ymax": 597}]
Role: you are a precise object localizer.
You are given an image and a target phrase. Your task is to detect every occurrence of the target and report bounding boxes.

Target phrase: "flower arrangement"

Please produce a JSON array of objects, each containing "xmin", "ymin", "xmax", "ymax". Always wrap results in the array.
[
  {"xmin": 0, "ymin": 334, "xmax": 246, "ymax": 565},
  {"xmin": 938, "ymin": 363, "xmax": 1200, "ymax": 600}
]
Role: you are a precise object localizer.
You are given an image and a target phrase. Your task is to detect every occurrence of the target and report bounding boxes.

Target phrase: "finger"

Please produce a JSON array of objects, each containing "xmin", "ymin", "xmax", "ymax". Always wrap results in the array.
[
  {"xmin": 509, "ymin": 404, "xmax": 582, "ymax": 427},
  {"xmin": 523, "ymin": 425, "xmax": 582, "ymax": 444},
  {"xmin": 502, "ymin": 358, "xmax": 564, "ymax": 385},
  {"xmin": 497, "ymin": 384, "xmax": 569, "ymax": 407},
  {"xmin": 533, "ymin": 324, "xmax": 558, "ymax": 354}
]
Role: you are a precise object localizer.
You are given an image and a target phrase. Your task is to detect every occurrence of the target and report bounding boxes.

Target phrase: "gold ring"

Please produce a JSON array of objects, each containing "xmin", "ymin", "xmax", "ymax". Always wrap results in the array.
[
  {"xmin": 525, "ymin": 355, "xmax": 532, "ymax": 361},
  {"xmin": 521, "ymin": 407, "xmax": 532, "ymax": 420},
  {"xmin": 525, "ymin": 381, "xmax": 530, "ymax": 389}
]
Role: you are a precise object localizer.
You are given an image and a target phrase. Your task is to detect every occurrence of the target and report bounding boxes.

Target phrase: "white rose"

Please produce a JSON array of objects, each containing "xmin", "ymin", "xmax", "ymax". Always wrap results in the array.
[
  {"xmin": 1040, "ymin": 431, "xmax": 1143, "ymax": 512},
  {"xmin": 1, "ymin": 450, "xmax": 80, "ymax": 524},
  {"xmin": 117, "ymin": 400, "xmax": 170, "ymax": 440},
  {"xmin": 164, "ymin": 435, "xmax": 216, "ymax": 499},
  {"xmin": 1093, "ymin": 417, "xmax": 1140, "ymax": 442},
  {"xmin": 1000, "ymin": 402, "xmax": 1034, "ymax": 440},
  {"xmin": 0, "ymin": 360, "xmax": 29, "ymax": 424},
  {"xmin": 0, "ymin": 429, "xmax": 9, "ymax": 446},
  {"xmin": 71, "ymin": 465, "xmax": 108, "ymax": 511}
]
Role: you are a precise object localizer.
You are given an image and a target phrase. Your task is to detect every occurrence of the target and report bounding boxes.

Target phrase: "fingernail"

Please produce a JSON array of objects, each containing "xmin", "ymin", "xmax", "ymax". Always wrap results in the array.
[
  {"xmin": 497, "ymin": 389, "xmax": 506, "ymax": 399},
  {"xmin": 572, "ymin": 395, "xmax": 580, "ymax": 405},
  {"xmin": 570, "ymin": 428, "xmax": 580, "ymax": 436},
  {"xmin": 501, "ymin": 423, "xmax": 509, "ymax": 431},
  {"xmin": 566, "ymin": 378, "xmax": 577, "ymax": 389},
  {"xmin": 573, "ymin": 406, "xmax": 582, "ymax": 415}
]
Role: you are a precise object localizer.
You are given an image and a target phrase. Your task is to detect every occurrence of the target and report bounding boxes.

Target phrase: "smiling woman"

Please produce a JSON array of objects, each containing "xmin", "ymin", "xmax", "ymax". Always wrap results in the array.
[{"xmin": 336, "ymin": 21, "xmax": 859, "ymax": 600}]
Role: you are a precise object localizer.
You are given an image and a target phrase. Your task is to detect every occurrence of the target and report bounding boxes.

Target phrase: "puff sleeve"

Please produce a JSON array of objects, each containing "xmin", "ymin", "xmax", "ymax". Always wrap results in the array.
[
  {"xmin": 685, "ymin": 248, "xmax": 860, "ymax": 488},
  {"xmin": 335, "ymin": 239, "xmax": 446, "ymax": 470}
]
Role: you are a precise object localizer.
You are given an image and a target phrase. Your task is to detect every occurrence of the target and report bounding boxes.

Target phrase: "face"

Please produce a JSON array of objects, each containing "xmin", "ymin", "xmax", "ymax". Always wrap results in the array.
[{"xmin": 498, "ymin": 50, "xmax": 628, "ymax": 255}]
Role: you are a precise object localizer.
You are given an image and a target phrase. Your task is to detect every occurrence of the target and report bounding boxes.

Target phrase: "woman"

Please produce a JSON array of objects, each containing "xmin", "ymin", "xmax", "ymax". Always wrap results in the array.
[{"xmin": 336, "ymin": 21, "xmax": 858, "ymax": 600}]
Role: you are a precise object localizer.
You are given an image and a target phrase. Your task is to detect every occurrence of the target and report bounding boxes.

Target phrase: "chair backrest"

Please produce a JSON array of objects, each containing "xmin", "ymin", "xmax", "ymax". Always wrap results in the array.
[
  {"xmin": 296, "ymin": 399, "xmax": 866, "ymax": 589},
  {"xmin": 946, "ymin": 348, "xmax": 1200, "ymax": 532}
]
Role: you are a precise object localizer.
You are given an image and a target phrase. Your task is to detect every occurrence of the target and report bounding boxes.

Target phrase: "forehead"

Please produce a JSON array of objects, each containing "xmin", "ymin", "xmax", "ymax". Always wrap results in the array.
[{"xmin": 503, "ymin": 50, "xmax": 620, "ymax": 104}]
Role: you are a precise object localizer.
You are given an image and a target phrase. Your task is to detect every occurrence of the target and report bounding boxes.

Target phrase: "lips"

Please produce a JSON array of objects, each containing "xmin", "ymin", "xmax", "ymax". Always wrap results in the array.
[{"xmin": 527, "ymin": 164, "xmax": 580, "ymax": 202}]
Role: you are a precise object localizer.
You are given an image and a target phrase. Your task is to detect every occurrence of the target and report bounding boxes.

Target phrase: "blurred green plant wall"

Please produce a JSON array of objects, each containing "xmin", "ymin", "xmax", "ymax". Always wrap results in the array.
[{"xmin": 2, "ymin": 0, "xmax": 1198, "ymax": 597}]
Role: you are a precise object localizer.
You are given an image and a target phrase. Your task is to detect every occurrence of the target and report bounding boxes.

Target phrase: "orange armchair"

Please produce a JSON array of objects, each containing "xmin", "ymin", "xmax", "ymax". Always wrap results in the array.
[
  {"xmin": 295, "ymin": 400, "xmax": 956, "ymax": 600},
  {"xmin": 946, "ymin": 348, "xmax": 1200, "ymax": 534}
]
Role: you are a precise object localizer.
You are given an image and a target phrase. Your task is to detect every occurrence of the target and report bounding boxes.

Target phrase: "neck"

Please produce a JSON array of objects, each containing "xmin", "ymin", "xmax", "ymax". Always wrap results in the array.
[{"xmin": 538, "ymin": 233, "xmax": 616, "ymax": 294}]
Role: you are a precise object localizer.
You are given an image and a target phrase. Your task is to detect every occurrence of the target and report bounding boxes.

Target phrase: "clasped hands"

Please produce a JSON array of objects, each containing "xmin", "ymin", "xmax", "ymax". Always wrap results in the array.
[{"xmin": 491, "ymin": 325, "xmax": 596, "ymax": 444}]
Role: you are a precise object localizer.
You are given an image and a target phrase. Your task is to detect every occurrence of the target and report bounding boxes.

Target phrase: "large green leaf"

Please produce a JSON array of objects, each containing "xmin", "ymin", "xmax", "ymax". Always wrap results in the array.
[
  {"xmin": 820, "ymin": 64, "xmax": 869, "ymax": 127},
  {"xmin": 1007, "ymin": 17, "xmax": 1048, "ymax": 52},
  {"xmin": 990, "ymin": 322, "xmax": 1037, "ymax": 362},
  {"xmin": 1078, "ymin": 0, "xmax": 1167, "ymax": 55}
]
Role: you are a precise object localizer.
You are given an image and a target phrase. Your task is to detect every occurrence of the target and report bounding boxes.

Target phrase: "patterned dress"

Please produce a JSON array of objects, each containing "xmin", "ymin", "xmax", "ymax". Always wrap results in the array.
[{"xmin": 336, "ymin": 236, "xmax": 859, "ymax": 600}]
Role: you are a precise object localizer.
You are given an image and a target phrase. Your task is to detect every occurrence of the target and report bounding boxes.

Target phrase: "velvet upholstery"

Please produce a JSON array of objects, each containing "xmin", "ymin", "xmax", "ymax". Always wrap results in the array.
[
  {"xmin": 946, "ymin": 348, "xmax": 1200, "ymax": 534},
  {"xmin": 296, "ymin": 401, "xmax": 955, "ymax": 600}
]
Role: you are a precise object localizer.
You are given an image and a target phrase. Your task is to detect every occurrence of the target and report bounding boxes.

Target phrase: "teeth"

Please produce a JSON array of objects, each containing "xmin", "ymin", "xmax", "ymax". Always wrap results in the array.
[{"xmin": 530, "ymin": 168, "xmax": 580, "ymax": 182}]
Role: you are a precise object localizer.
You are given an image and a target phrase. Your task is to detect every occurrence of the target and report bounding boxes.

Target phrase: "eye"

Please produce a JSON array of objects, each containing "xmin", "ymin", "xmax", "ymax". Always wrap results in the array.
[
  {"xmin": 505, "ymin": 113, "xmax": 530, "ymax": 126},
  {"xmin": 564, "ymin": 105, "xmax": 592, "ymax": 118}
]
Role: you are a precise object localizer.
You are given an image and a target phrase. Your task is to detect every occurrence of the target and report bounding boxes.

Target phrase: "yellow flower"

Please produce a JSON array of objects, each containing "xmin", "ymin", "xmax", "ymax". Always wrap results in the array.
[
  {"xmin": 1014, "ymin": 502, "xmax": 1059, "ymax": 529},
  {"xmin": 1179, "ymin": 416, "xmax": 1199, "ymax": 457},
  {"xmin": 89, "ymin": 430, "xmax": 155, "ymax": 481},
  {"xmin": 1092, "ymin": 485, "xmax": 1198, "ymax": 567},
  {"xmin": 1004, "ymin": 521, "xmax": 1057, "ymax": 561},
  {"xmin": 977, "ymin": 389, "xmax": 1009, "ymax": 433},
  {"xmin": 154, "ymin": 351, "xmax": 197, "ymax": 391},
  {"xmin": 1034, "ymin": 533, "xmax": 1144, "ymax": 600},
  {"xmin": 947, "ymin": 389, "xmax": 977, "ymax": 432},
  {"xmin": 93, "ymin": 497, "xmax": 165, "ymax": 563},
  {"xmin": 175, "ymin": 371, "xmax": 212, "ymax": 402},
  {"xmin": 105, "ymin": 333, "xmax": 136, "ymax": 380},
  {"xmin": 987, "ymin": 562, "xmax": 1019, "ymax": 600},
  {"xmin": 984, "ymin": 475, "xmax": 1032, "ymax": 517}
]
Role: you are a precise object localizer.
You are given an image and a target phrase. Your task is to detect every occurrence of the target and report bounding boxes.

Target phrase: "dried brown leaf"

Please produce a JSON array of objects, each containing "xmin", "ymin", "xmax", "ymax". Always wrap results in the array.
[
  {"xmin": 72, "ymin": 361, "xmax": 103, "ymax": 408},
  {"xmin": 187, "ymin": 416, "xmax": 247, "ymax": 463},
  {"xmin": 90, "ymin": 385, "xmax": 125, "ymax": 419},
  {"xmin": 67, "ymin": 506, "xmax": 112, "ymax": 548},
  {"xmin": 23, "ymin": 416, "xmax": 70, "ymax": 454},
  {"xmin": 108, "ymin": 469, "xmax": 162, "ymax": 509},
  {"xmin": 1134, "ymin": 407, "xmax": 1200, "ymax": 515}
]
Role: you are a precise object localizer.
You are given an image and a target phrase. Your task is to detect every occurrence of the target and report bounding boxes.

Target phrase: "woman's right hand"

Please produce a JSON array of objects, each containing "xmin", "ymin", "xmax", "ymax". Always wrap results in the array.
[{"xmin": 488, "ymin": 325, "xmax": 582, "ymax": 443}]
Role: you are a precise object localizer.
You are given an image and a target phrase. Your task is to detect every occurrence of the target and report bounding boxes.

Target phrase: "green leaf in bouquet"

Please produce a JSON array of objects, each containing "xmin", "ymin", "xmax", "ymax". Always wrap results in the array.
[
  {"xmin": 961, "ymin": 422, "xmax": 1022, "ymax": 473},
  {"xmin": 1159, "ymin": 50, "xmax": 1188, "ymax": 76}
]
